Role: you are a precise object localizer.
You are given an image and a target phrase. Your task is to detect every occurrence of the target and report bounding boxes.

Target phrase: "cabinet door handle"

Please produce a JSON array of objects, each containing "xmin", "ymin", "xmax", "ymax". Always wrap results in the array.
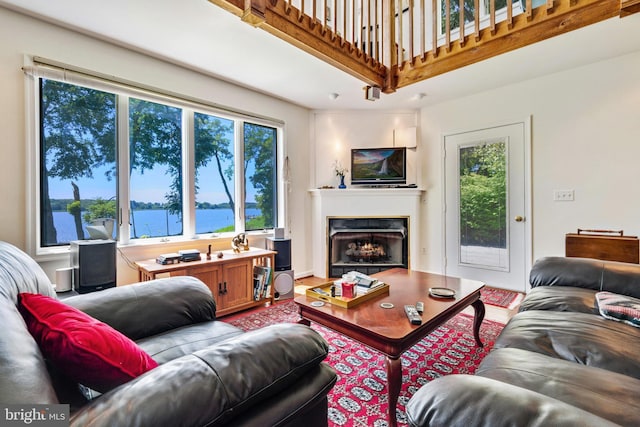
[
  {"xmin": 218, "ymin": 282, "xmax": 222, "ymax": 295},
  {"xmin": 223, "ymin": 281, "xmax": 228, "ymax": 294}
]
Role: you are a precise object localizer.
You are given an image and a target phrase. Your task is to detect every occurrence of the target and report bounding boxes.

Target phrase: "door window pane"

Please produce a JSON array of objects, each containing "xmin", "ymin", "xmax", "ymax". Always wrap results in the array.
[
  {"xmin": 243, "ymin": 123, "xmax": 277, "ymax": 231},
  {"xmin": 40, "ymin": 79, "xmax": 117, "ymax": 246},
  {"xmin": 129, "ymin": 98, "xmax": 183, "ymax": 239},
  {"xmin": 458, "ymin": 140, "xmax": 507, "ymax": 269},
  {"xmin": 194, "ymin": 112, "xmax": 235, "ymax": 234}
]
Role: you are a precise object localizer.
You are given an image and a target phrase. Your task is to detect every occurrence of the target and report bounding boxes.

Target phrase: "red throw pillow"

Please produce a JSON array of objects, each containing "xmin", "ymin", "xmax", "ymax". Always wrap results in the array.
[{"xmin": 18, "ymin": 293, "xmax": 158, "ymax": 393}]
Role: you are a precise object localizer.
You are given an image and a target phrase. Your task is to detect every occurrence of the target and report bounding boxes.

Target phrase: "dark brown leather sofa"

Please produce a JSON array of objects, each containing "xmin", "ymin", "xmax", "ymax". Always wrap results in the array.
[
  {"xmin": 406, "ymin": 256, "xmax": 640, "ymax": 426},
  {"xmin": 0, "ymin": 241, "xmax": 337, "ymax": 426}
]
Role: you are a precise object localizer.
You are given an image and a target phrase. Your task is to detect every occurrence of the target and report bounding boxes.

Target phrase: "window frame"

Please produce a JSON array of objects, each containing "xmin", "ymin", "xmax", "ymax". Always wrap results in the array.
[
  {"xmin": 25, "ymin": 58, "xmax": 285, "ymax": 258},
  {"xmin": 436, "ymin": 0, "xmax": 524, "ymax": 44}
]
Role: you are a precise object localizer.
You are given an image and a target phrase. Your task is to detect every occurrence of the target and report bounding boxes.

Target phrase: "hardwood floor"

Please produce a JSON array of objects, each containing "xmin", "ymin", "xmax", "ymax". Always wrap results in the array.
[{"xmin": 292, "ymin": 275, "xmax": 521, "ymax": 324}]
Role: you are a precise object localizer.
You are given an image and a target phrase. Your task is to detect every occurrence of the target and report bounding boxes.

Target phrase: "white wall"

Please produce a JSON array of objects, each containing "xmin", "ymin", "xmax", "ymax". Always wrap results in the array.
[
  {"xmin": 0, "ymin": 7, "xmax": 313, "ymax": 283},
  {"xmin": 311, "ymin": 111, "xmax": 419, "ymax": 188},
  {"xmin": 419, "ymin": 50, "xmax": 640, "ymax": 273}
]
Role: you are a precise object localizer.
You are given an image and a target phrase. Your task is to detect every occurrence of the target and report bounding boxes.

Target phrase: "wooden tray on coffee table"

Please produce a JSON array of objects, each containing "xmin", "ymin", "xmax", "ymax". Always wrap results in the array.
[{"xmin": 306, "ymin": 281, "xmax": 389, "ymax": 308}]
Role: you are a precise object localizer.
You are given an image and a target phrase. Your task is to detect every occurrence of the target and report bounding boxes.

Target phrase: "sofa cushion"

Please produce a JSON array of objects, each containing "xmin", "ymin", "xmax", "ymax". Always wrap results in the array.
[
  {"xmin": 69, "ymin": 323, "xmax": 335, "ymax": 427},
  {"xmin": 529, "ymin": 256, "xmax": 640, "ymax": 298},
  {"xmin": 494, "ymin": 310, "xmax": 640, "ymax": 379},
  {"xmin": 405, "ymin": 375, "xmax": 619, "ymax": 427},
  {"xmin": 137, "ymin": 321, "xmax": 244, "ymax": 364},
  {"xmin": 18, "ymin": 293, "xmax": 158, "ymax": 393},
  {"xmin": 518, "ymin": 286, "xmax": 597, "ymax": 314},
  {"xmin": 0, "ymin": 299, "xmax": 59, "ymax": 404},
  {"xmin": 477, "ymin": 347, "xmax": 640, "ymax": 426},
  {"xmin": 596, "ymin": 291, "xmax": 640, "ymax": 327},
  {"xmin": 0, "ymin": 241, "xmax": 54, "ymax": 302},
  {"xmin": 64, "ymin": 276, "xmax": 217, "ymax": 340}
]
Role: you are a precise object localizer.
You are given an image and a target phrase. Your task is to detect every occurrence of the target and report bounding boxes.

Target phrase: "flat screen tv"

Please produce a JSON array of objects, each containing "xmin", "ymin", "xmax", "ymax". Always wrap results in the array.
[{"xmin": 350, "ymin": 147, "xmax": 407, "ymax": 185}]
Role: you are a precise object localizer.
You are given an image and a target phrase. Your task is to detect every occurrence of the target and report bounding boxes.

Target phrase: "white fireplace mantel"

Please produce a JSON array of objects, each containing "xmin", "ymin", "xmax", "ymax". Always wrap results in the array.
[{"xmin": 309, "ymin": 188, "xmax": 425, "ymax": 278}]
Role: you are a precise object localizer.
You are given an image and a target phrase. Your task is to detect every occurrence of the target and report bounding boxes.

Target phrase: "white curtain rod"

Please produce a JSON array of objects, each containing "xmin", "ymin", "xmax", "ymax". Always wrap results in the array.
[{"xmin": 22, "ymin": 57, "xmax": 285, "ymax": 127}]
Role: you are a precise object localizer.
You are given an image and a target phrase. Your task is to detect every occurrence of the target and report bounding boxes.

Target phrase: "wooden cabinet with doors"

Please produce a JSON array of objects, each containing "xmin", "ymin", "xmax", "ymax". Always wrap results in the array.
[{"xmin": 135, "ymin": 248, "xmax": 276, "ymax": 317}]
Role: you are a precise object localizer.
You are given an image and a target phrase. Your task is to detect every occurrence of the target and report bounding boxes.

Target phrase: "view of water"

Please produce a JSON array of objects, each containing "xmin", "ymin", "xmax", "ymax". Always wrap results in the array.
[{"xmin": 52, "ymin": 208, "xmax": 261, "ymax": 242}]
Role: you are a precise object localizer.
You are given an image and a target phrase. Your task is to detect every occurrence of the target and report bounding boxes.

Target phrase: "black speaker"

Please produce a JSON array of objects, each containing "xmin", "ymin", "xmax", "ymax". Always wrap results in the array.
[
  {"xmin": 273, "ymin": 270, "xmax": 295, "ymax": 300},
  {"xmin": 265, "ymin": 237, "xmax": 291, "ymax": 271},
  {"xmin": 70, "ymin": 240, "xmax": 116, "ymax": 294}
]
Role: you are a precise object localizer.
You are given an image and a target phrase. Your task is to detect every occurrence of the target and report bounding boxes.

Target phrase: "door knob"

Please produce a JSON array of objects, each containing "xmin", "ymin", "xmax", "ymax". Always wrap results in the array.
[{"xmin": 514, "ymin": 215, "xmax": 524, "ymax": 222}]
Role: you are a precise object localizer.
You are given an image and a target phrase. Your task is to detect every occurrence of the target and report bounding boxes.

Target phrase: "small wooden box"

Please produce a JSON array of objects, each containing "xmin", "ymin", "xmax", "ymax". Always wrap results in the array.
[
  {"xmin": 306, "ymin": 282, "xmax": 390, "ymax": 308},
  {"xmin": 566, "ymin": 229, "xmax": 639, "ymax": 264}
]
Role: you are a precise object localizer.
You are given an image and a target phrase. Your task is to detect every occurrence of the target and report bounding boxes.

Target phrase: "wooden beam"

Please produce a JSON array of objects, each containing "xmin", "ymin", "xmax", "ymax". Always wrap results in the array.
[
  {"xmin": 395, "ymin": 0, "xmax": 621, "ymax": 89},
  {"xmin": 242, "ymin": 0, "xmax": 267, "ymax": 26},
  {"xmin": 621, "ymin": 0, "xmax": 640, "ymax": 16},
  {"xmin": 208, "ymin": 0, "xmax": 386, "ymax": 87},
  {"xmin": 263, "ymin": 2, "xmax": 387, "ymax": 87},
  {"xmin": 210, "ymin": 0, "xmax": 624, "ymax": 93}
]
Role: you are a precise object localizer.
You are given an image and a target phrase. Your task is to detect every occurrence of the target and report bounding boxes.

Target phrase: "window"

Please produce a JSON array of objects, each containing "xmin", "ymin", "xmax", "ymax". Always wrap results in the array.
[
  {"xmin": 40, "ymin": 79, "xmax": 117, "ymax": 246},
  {"xmin": 194, "ymin": 112, "xmax": 235, "ymax": 234},
  {"xmin": 439, "ymin": 0, "xmax": 523, "ymax": 35},
  {"xmin": 128, "ymin": 98, "xmax": 183, "ymax": 239},
  {"xmin": 244, "ymin": 123, "xmax": 277, "ymax": 231},
  {"xmin": 33, "ymin": 69, "xmax": 281, "ymax": 251}
]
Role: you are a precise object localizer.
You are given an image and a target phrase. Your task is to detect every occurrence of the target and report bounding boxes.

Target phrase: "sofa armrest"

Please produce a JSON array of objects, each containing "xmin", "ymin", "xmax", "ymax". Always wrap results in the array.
[
  {"xmin": 70, "ymin": 323, "xmax": 335, "ymax": 427},
  {"xmin": 63, "ymin": 276, "xmax": 216, "ymax": 340},
  {"xmin": 405, "ymin": 375, "xmax": 619, "ymax": 427},
  {"xmin": 530, "ymin": 256, "xmax": 640, "ymax": 297}
]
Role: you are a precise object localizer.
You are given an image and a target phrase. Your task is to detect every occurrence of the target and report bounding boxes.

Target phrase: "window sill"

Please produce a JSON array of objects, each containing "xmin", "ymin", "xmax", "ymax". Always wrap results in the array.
[{"xmin": 34, "ymin": 230, "xmax": 277, "ymax": 261}]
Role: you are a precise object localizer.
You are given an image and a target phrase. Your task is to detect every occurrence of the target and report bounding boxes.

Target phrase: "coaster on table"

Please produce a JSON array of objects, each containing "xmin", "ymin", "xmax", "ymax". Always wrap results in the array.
[{"xmin": 429, "ymin": 287, "xmax": 456, "ymax": 298}]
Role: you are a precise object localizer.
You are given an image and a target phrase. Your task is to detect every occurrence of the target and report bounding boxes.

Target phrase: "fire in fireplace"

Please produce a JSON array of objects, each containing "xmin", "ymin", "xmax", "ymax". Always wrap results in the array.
[{"xmin": 328, "ymin": 217, "xmax": 409, "ymax": 277}]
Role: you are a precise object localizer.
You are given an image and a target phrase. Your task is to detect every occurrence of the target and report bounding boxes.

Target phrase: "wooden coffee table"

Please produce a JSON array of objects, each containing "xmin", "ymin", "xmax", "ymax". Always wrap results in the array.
[{"xmin": 294, "ymin": 268, "xmax": 485, "ymax": 427}]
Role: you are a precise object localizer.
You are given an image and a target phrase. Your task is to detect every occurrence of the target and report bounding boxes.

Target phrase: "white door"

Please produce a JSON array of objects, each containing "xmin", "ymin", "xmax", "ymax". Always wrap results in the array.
[{"xmin": 444, "ymin": 120, "xmax": 530, "ymax": 292}]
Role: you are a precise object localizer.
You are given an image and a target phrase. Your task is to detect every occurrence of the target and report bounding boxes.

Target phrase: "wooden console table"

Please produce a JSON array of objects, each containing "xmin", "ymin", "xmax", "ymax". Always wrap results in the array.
[{"xmin": 135, "ymin": 248, "xmax": 276, "ymax": 317}]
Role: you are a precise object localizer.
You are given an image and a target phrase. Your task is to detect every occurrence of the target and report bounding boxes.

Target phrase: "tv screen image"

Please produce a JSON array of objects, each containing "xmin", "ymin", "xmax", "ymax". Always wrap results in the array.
[{"xmin": 351, "ymin": 147, "xmax": 406, "ymax": 185}]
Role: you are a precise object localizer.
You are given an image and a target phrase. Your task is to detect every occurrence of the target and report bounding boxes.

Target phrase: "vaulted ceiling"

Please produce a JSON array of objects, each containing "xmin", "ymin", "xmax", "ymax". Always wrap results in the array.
[{"xmin": 2, "ymin": 0, "xmax": 640, "ymax": 110}]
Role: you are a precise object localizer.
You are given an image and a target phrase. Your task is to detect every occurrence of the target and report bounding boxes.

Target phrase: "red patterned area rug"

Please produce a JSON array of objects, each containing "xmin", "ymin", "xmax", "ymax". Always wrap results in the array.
[
  {"xmin": 226, "ymin": 300, "xmax": 505, "ymax": 426},
  {"xmin": 480, "ymin": 286, "xmax": 522, "ymax": 309}
]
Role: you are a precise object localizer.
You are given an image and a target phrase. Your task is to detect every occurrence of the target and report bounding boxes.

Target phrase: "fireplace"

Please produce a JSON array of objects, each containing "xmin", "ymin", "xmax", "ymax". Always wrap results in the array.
[
  {"xmin": 328, "ymin": 217, "xmax": 409, "ymax": 277},
  {"xmin": 310, "ymin": 188, "xmax": 422, "ymax": 278}
]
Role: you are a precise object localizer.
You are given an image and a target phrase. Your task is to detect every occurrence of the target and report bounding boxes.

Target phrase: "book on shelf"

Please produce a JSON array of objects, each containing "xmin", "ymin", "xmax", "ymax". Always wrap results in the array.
[{"xmin": 253, "ymin": 265, "xmax": 272, "ymax": 301}]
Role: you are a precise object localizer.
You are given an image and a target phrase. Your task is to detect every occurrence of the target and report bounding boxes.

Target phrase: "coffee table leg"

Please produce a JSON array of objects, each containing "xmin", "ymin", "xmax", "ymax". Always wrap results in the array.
[
  {"xmin": 386, "ymin": 355, "xmax": 401, "ymax": 427},
  {"xmin": 298, "ymin": 318, "xmax": 311, "ymax": 326},
  {"xmin": 471, "ymin": 299, "xmax": 485, "ymax": 347}
]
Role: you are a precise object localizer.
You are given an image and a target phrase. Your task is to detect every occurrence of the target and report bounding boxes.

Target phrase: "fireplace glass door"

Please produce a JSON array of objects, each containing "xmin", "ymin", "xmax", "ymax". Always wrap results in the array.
[{"xmin": 328, "ymin": 217, "xmax": 409, "ymax": 277}]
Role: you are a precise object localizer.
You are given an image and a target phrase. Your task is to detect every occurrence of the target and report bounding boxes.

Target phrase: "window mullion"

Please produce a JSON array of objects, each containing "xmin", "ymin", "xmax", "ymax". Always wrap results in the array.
[
  {"xmin": 183, "ymin": 110, "xmax": 196, "ymax": 239},
  {"xmin": 25, "ymin": 72, "xmax": 41, "ymax": 255},
  {"xmin": 235, "ymin": 121, "xmax": 245, "ymax": 232},
  {"xmin": 117, "ymin": 95, "xmax": 131, "ymax": 245}
]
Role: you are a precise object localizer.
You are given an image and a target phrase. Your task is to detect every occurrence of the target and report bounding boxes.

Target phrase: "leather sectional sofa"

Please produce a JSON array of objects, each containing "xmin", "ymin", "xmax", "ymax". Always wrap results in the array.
[
  {"xmin": 406, "ymin": 256, "xmax": 640, "ymax": 426},
  {"xmin": 0, "ymin": 241, "xmax": 337, "ymax": 426}
]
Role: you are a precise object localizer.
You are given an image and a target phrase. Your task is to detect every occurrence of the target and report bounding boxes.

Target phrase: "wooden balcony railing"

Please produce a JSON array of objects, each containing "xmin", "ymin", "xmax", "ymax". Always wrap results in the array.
[{"xmin": 209, "ymin": 0, "xmax": 636, "ymax": 94}]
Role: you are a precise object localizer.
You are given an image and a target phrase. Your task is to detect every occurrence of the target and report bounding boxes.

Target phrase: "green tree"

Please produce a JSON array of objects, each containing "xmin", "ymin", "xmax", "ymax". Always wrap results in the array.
[
  {"xmin": 244, "ymin": 123, "xmax": 276, "ymax": 229},
  {"xmin": 442, "ymin": 0, "xmax": 519, "ymax": 33},
  {"xmin": 41, "ymin": 79, "xmax": 116, "ymax": 244},
  {"xmin": 459, "ymin": 142, "xmax": 506, "ymax": 247},
  {"xmin": 194, "ymin": 113, "xmax": 235, "ymax": 213},
  {"xmin": 129, "ymin": 99, "xmax": 183, "ymax": 237},
  {"xmin": 83, "ymin": 198, "xmax": 117, "ymax": 223}
]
